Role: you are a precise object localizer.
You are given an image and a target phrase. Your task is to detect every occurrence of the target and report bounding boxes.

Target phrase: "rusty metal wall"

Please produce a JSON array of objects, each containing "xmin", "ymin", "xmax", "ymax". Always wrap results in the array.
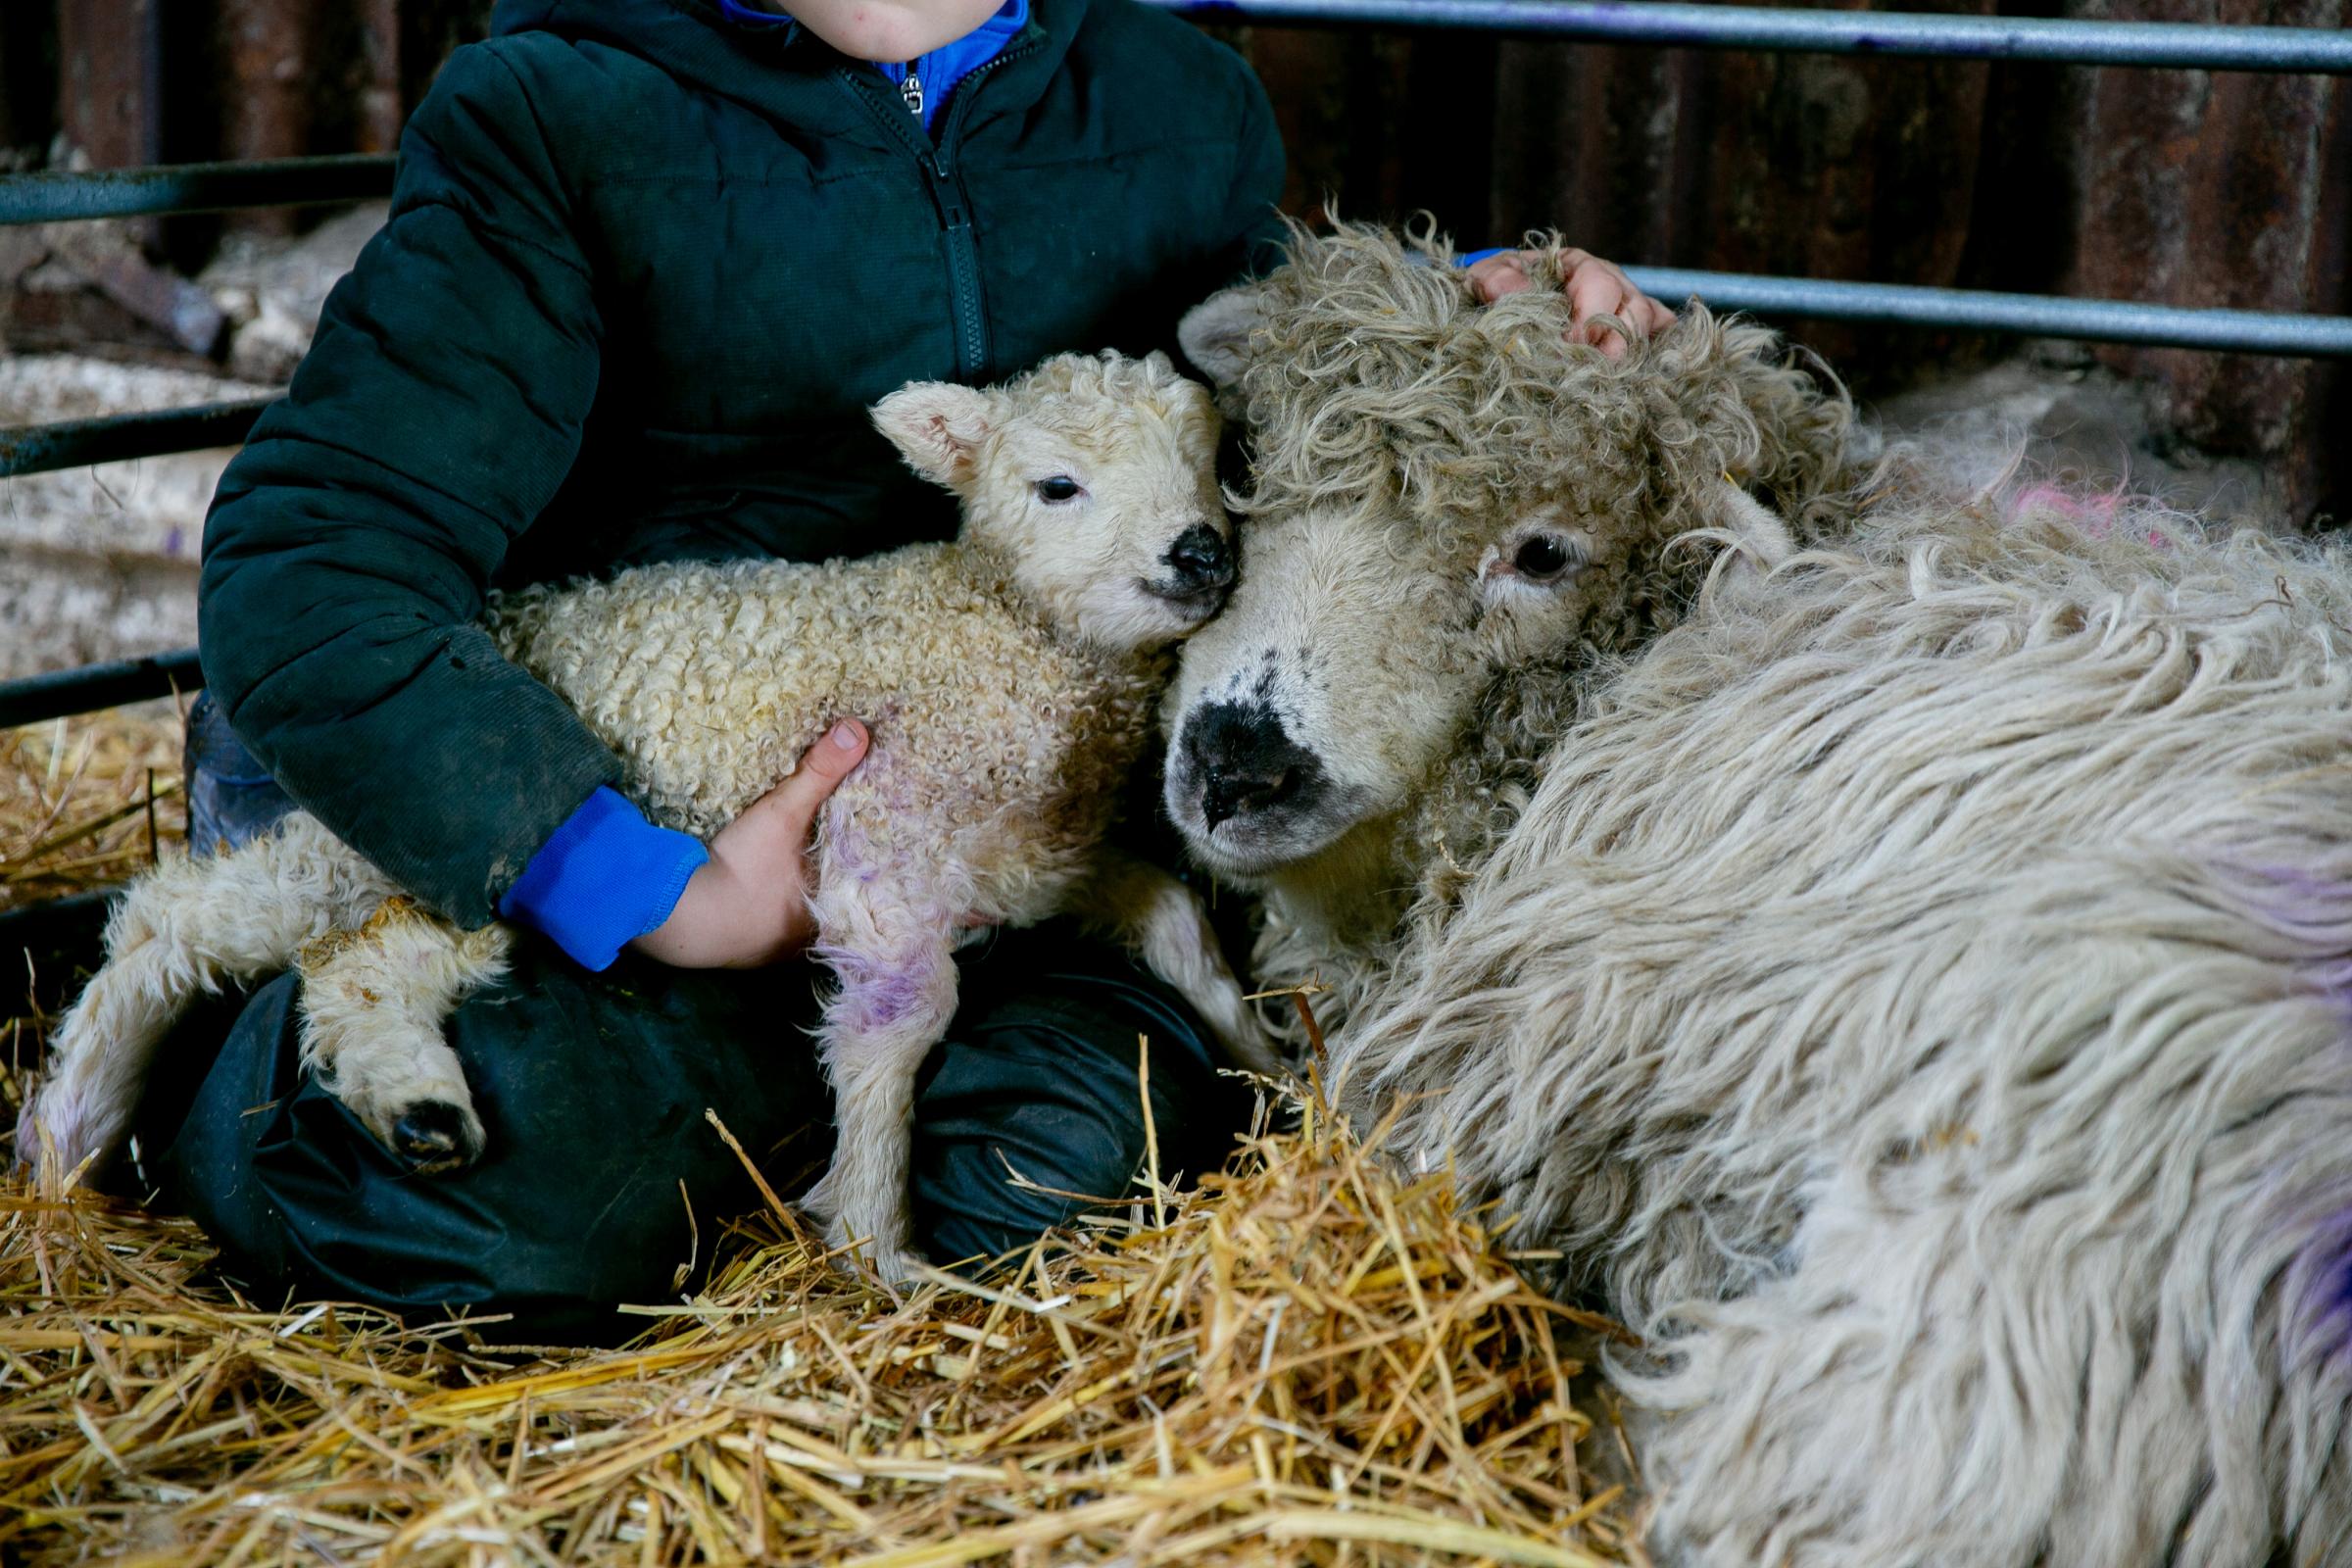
[{"xmin": 7, "ymin": 1, "xmax": 2345, "ymax": 517}]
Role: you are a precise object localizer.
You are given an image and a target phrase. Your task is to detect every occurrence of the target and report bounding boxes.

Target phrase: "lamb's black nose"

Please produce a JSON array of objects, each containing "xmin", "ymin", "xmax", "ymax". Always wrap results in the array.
[
  {"xmin": 1164, "ymin": 524, "xmax": 1235, "ymax": 595},
  {"xmin": 1183, "ymin": 700, "xmax": 1319, "ymax": 829}
]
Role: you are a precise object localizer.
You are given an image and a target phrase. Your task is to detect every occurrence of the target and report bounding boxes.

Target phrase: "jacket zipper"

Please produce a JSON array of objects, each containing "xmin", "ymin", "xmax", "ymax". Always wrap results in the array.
[{"xmin": 842, "ymin": 38, "xmax": 1041, "ymax": 383}]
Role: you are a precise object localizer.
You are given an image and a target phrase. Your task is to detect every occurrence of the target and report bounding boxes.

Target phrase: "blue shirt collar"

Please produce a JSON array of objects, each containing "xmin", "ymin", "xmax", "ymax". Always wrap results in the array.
[
  {"xmin": 714, "ymin": 0, "xmax": 793, "ymax": 26},
  {"xmin": 712, "ymin": 0, "xmax": 1029, "ymax": 130}
]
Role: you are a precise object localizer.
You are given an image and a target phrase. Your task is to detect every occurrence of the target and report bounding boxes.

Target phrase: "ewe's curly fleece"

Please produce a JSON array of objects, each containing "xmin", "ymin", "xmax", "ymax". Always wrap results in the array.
[
  {"xmin": 1227, "ymin": 219, "xmax": 1853, "ymax": 552},
  {"xmin": 1338, "ymin": 497, "xmax": 2352, "ymax": 1567}
]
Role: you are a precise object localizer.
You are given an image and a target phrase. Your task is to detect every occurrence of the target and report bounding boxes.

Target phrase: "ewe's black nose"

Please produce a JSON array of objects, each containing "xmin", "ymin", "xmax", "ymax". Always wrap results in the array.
[
  {"xmin": 1184, "ymin": 700, "xmax": 1319, "ymax": 830},
  {"xmin": 1164, "ymin": 524, "xmax": 1236, "ymax": 594}
]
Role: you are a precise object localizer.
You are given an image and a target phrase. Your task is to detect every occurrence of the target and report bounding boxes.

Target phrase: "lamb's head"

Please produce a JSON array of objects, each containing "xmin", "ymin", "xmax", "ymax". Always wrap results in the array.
[
  {"xmin": 872, "ymin": 349, "xmax": 1233, "ymax": 654},
  {"xmin": 1162, "ymin": 222, "xmax": 1850, "ymax": 884}
]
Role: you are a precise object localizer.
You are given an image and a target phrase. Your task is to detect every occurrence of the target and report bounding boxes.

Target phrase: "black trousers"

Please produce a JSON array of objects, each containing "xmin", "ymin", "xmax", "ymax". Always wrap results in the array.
[
  {"xmin": 130, "ymin": 928, "xmax": 1250, "ymax": 1345},
  {"xmin": 133, "ymin": 699, "xmax": 1251, "ymax": 1345}
]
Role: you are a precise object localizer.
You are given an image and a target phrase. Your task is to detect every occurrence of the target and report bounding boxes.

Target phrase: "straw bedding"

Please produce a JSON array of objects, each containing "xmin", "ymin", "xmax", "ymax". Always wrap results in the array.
[
  {"xmin": 0, "ymin": 705, "xmax": 187, "ymax": 914},
  {"xmin": 1, "ymin": 712, "xmax": 1644, "ymax": 1567}
]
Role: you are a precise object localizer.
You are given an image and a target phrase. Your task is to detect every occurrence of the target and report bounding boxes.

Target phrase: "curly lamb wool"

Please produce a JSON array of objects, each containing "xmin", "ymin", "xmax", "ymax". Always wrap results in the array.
[
  {"xmin": 1163, "ymin": 220, "xmax": 1858, "ymax": 1043},
  {"xmin": 1338, "ymin": 494, "xmax": 2352, "ymax": 1567},
  {"xmin": 25, "ymin": 349, "xmax": 1277, "ymax": 1284}
]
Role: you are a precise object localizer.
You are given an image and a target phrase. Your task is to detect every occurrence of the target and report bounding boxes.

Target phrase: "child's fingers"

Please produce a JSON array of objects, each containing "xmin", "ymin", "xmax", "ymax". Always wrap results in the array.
[
  {"xmin": 1561, "ymin": 254, "xmax": 1675, "ymax": 359},
  {"xmin": 1565, "ymin": 262, "xmax": 1633, "ymax": 354},
  {"xmin": 1465, "ymin": 252, "xmax": 1534, "ymax": 301}
]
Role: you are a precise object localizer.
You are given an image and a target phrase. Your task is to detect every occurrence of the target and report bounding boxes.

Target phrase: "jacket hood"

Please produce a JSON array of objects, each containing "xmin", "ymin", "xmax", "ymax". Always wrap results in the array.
[{"xmin": 488, "ymin": 0, "xmax": 1087, "ymax": 141}]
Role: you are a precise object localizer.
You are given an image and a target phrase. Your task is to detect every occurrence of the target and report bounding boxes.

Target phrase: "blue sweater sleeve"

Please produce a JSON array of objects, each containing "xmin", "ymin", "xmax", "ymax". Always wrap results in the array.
[{"xmin": 496, "ymin": 787, "xmax": 708, "ymax": 971}]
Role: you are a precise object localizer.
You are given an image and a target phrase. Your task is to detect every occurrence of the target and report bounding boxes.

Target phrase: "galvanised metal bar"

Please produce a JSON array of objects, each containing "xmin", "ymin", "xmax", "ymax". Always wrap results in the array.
[
  {"xmin": 0, "ymin": 649, "xmax": 203, "ymax": 732},
  {"xmin": 0, "ymin": 398, "xmax": 275, "ymax": 480},
  {"xmin": 0, "ymin": 154, "xmax": 394, "ymax": 228},
  {"xmin": 1152, "ymin": 0, "xmax": 2352, "ymax": 73},
  {"xmin": 1623, "ymin": 269, "xmax": 2352, "ymax": 357}
]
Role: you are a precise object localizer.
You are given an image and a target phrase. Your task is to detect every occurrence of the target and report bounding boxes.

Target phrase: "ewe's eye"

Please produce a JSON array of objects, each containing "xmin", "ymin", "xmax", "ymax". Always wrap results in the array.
[
  {"xmin": 1478, "ymin": 519, "xmax": 1592, "ymax": 604},
  {"xmin": 1512, "ymin": 533, "xmax": 1579, "ymax": 581},
  {"xmin": 1035, "ymin": 476, "xmax": 1083, "ymax": 504}
]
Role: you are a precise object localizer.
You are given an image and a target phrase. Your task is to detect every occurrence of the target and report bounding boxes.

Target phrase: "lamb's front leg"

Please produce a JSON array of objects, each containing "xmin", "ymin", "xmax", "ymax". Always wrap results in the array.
[
  {"xmin": 296, "ymin": 897, "xmax": 510, "ymax": 1173},
  {"xmin": 1073, "ymin": 849, "xmax": 1285, "ymax": 1076},
  {"xmin": 799, "ymin": 906, "xmax": 960, "ymax": 1285}
]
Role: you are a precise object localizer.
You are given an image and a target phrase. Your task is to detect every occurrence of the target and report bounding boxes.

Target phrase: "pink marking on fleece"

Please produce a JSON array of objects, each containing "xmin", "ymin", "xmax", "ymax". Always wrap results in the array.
[{"xmin": 2010, "ymin": 483, "xmax": 2172, "ymax": 550}]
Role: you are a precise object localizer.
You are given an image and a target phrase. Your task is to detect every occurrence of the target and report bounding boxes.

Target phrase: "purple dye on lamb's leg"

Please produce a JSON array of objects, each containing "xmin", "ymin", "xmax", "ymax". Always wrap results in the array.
[
  {"xmin": 832, "ymin": 960, "xmax": 938, "ymax": 1034},
  {"xmin": 804, "ymin": 923, "xmax": 962, "ymax": 1281}
]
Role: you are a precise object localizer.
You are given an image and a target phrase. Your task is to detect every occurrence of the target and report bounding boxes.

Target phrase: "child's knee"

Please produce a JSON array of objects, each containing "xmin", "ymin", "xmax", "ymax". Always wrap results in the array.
[{"xmin": 908, "ymin": 1105, "xmax": 1139, "ymax": 1268}]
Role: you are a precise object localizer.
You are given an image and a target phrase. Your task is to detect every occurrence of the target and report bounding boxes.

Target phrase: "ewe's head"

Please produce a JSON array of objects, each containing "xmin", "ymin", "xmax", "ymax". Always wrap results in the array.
[
  {"xmin": 1161, "ymin": 222, "xmax": 1850, "ymax": 883},
  {"xmin": 873, "ymin": 350, "xmax": 1233, "ymax": 654}
]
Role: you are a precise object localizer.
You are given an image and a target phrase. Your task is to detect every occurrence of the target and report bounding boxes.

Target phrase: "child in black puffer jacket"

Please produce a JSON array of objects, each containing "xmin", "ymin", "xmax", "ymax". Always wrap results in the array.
[{"xmin": 152, "ymin": 0, "xmax": 1668, "ymax": 1342}]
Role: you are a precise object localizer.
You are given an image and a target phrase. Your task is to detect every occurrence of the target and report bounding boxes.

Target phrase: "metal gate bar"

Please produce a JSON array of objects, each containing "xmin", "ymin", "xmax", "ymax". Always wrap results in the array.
[
  {"xmin": 0, "ymin": 650, "xmax": 204, "ymax": 731},
  {"xmin": 0, "ymin": 155, "xmax": 395, "ymax": 228},
  {"xmin": 0, "ymin": 399, "xmax": 275, "ymax": 480},
  {"xmin": 1624, "ymin": 270, "xmax": 2352, "ymax": 357},
  {"xmin": 1152, "ymin": 0, "xmax": 2352, "ymax": 73}
]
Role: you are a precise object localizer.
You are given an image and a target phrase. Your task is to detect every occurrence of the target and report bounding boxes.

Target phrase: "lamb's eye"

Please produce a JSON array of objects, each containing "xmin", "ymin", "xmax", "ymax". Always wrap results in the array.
[
  {"xmin": 1035, "ymin": 476, "xmax": 1082, "ymax": 504},
  {"xmin": 1513, "ymin": 534, "xmax": 1575, "ymax": 580}
]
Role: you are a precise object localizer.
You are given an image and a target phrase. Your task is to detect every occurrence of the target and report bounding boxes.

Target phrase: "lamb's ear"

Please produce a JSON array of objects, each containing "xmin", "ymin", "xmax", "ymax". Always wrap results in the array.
[
  {"xmin": 1177, "ymin": 285, "xmax": 1273, "ymax": 390},
  {"xmin": 1701, "ymin": 476, "xmax": 1796, "ymax": 597},
  {"xmin": 1713, "ymin": 478, "xmax": 1795, "ymax": 564},
  {"xmin": 871, "ymin": 382, "xmax": 992, "ymax": 485}
]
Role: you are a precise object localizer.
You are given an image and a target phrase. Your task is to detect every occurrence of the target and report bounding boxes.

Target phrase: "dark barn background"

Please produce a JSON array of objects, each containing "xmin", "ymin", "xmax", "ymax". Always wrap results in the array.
[{"xmin": 1, "ymin": 0, "xmax": 2344, "ymax": 520}]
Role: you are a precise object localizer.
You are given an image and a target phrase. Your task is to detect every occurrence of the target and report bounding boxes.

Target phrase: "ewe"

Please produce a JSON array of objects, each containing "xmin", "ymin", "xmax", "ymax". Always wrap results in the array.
[
  {"xmin": 25, "ymin": 349, "xmax": 1277, "ymax": 1283},
  {"xmin": 1163, "ymin": 222, "xmax": 1853, "ymax": 1039},
  {"xmin": 1167, "ymin": 223, "xmax": 2352, "ymax": 1561},
  {"xmin": 1340, "ymin": 496, "xmax": 2352, "ymax": 1568}
]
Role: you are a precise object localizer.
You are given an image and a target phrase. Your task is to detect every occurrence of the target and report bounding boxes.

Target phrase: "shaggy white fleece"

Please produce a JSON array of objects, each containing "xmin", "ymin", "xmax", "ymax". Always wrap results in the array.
[{"xmin": 1339, "ymin": 495, "xmax": 2352, "ymax": 1567}]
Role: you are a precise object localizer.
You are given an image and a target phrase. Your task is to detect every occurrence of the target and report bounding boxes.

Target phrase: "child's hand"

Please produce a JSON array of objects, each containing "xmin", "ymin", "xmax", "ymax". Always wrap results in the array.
[
  {"xmin": 1466, "ymin": 247, "xmax": 1676, "ymax": 359},
  {"xmin": 629, "ymin": 719, "xmax": 871, "ymax": 968}
]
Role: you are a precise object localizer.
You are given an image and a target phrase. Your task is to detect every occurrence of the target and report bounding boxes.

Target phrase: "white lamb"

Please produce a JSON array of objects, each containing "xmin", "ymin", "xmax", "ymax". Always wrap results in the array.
[{"xmin": 22, "ymin": 348, "xmax": 1279, "ymax": 1283}]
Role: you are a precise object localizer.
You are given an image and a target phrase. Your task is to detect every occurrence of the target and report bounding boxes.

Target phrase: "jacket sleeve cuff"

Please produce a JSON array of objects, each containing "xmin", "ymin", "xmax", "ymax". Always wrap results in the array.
[{"xmin": 496, "ymin": 787, "xmax": 708, "ymax": 971}]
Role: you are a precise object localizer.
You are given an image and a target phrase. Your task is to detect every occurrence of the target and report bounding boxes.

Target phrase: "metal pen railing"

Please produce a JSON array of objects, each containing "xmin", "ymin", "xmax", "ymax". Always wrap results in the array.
[
  {"xmin": 1152, "ymin": 0, "xmax": 2352, "ymax": 72},
  {"xmin": 0, "ymin": 153, "xmax": 393, "ymax": 227},
  {"xmin": 2, "ymin": 3, "xmax": 2349, "ymax": 736}
]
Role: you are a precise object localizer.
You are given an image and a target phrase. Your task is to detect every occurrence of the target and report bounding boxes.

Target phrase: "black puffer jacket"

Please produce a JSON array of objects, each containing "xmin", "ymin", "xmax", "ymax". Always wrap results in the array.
[{"xmin": 198, "ymin": 0, "xmax": 1284, "ymax": 924}]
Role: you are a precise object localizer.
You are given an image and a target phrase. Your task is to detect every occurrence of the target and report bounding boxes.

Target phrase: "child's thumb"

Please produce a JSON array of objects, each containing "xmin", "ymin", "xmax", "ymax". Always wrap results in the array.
[{"xmin": 784, "ymin": 718, "xmax": 870, "ymax": 808}]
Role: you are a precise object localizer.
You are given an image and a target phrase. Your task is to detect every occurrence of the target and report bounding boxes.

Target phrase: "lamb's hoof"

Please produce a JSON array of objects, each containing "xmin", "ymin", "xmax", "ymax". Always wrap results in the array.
[
  {"xmin": 822, "ymin": 1214, "xmax": 927, "ymax": 1288},
  {"xmin": 14, "ymin": 1087, "xmax": 114, "ymax": 1183},
  {"xmin": 390, "ymin": 1101, "xmax": 483, "ymax": 1174},
  {"xmin": 865, "ymin": 1248, "xmax": 928, "ymax": 1290}
]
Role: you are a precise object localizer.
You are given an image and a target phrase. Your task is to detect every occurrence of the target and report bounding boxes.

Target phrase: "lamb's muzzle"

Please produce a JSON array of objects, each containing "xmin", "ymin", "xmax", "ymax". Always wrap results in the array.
[{"xmin": 1149, "ymin": 522, "xmax": 1236, "ymax": 615}]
